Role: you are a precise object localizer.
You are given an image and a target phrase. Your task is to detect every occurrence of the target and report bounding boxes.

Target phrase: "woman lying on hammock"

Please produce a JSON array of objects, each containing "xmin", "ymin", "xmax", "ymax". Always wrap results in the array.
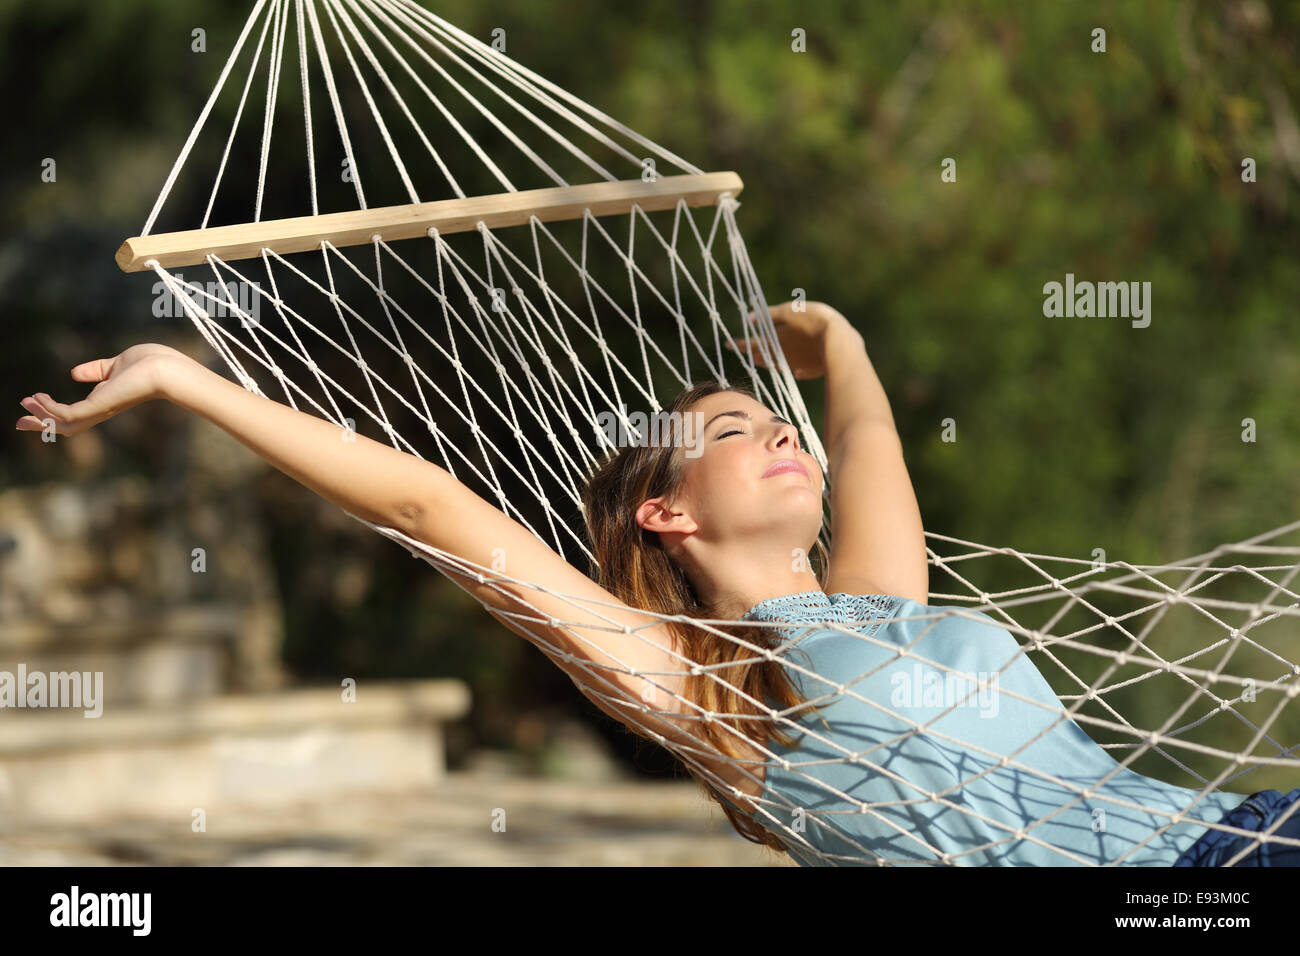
[{"xmin": 16, "ymin": 300, "xmax": 1298, "ymax": 867}]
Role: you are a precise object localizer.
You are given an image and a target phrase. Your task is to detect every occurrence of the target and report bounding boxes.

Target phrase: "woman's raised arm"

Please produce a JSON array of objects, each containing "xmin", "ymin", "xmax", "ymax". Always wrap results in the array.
[
  {"xmin": 731, "ymin": 303, "xmax": 929, "ymax": 604},
  {"xmin": 817, "ymin": 312, "xmax": 929, "ymax": 604}
]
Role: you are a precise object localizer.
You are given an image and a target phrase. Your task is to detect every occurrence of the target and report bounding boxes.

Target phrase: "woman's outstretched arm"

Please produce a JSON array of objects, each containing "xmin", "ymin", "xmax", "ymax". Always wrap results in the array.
[
  {"xmin": 169, "ymin": 356, "xmax": 740, "ymax": 759},
  {"xmin": 17, "ymin": 347, "xmax": 699, "ymax": 737},
  {"xmin": 162, "ymin": 358, "xmax": 436, "ymax": 533}
]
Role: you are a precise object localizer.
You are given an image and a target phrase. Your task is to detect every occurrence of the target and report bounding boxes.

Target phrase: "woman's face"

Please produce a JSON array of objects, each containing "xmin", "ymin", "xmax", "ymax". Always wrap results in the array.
[{"xmin": 640, "ymin": 390, "xmax": 823, "ymax": 549}]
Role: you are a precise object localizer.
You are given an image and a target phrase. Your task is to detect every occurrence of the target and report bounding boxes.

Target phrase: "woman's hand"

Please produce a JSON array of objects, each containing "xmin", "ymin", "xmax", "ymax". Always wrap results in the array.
[
  {"xmin": 728, "ymin": 300, "xmax": 856, "ymax": 379},
  {"xmin": 15, "ymin": 343, "xmax": 193, "ymax": 437}
]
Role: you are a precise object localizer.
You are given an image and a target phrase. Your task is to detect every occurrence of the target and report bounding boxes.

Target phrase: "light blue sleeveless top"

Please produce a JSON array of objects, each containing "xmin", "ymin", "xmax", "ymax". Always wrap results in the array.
[{"xmin": 723, "ymin": 591, "xmax": 1248, "ymax": 866}]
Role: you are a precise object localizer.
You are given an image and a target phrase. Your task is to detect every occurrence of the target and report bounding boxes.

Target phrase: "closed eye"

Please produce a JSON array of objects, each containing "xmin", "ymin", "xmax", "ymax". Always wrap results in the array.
[{"xmin": 716, "ymin": 427, "xmax": 801, "ymax": 449}]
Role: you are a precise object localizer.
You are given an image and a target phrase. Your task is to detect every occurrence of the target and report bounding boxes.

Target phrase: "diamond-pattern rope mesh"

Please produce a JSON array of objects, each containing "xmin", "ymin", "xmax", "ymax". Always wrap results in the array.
[{"xmin": 131, "ymin": 0, "xmax": 1300, "ymax": 866}]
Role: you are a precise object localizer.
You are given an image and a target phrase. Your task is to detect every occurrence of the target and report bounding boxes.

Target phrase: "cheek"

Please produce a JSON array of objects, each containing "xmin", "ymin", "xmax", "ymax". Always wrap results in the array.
[
  {"xmin": 800, "ymin": 454, "xmax": 823, "ymax": 493},
  {"xmin": 690, "ymin": 449, "xmax": 752, "ymax": 506}
]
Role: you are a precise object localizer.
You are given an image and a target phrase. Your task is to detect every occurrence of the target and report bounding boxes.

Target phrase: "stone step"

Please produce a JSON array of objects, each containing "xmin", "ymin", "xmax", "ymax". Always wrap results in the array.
[
  {"xmin": 0, "ymin": 680, "xmax": 469, "ymax": 825},
  {"xmin": 0, "ymin": 773, "xmax": 792, "ymax": 866},
  {"xmin": 0, "ymin": 603, "xmax": 283, "ymax": 704}
]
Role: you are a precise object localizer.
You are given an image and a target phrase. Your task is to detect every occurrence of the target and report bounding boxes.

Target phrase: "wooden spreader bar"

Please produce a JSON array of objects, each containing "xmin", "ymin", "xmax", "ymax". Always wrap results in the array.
[{"xmin": 116, "ymin": 172, "xmax": 744, "ymax": 272}]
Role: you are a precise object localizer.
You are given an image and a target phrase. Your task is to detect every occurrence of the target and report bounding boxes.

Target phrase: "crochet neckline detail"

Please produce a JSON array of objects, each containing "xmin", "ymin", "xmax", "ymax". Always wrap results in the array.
[{"xmin": 740, "ymin": 589, "xmax": 833, "ymax": 620}]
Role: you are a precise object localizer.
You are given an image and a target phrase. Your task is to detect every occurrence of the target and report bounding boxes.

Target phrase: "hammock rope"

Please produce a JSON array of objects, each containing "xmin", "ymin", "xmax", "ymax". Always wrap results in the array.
[{"xmin": 125, "ymin": 0, "xmax": 1300, "ymax": 866}]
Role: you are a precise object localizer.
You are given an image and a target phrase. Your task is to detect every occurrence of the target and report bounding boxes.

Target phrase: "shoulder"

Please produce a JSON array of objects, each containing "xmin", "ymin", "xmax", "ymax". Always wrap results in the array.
[
  {"xmin": 816, "ymin": 593, "xmax": 1004, "ymax": 653},
  {"xmin": 830, "ymin": 594, "xmax": 1005, "ymax": 630}
]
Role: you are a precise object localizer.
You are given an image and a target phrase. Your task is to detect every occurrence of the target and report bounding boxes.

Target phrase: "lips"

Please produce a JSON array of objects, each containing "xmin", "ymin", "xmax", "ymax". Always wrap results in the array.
[{"xmin": 762, "ymin": 458, "xmax": 808, "ymax": 478}]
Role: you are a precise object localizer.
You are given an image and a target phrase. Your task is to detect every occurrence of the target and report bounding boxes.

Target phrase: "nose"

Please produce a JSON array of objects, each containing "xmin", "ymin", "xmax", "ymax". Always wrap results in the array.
[{"xmin": 769, "ymin": 421, "xmax": 801, "ymax": 452}]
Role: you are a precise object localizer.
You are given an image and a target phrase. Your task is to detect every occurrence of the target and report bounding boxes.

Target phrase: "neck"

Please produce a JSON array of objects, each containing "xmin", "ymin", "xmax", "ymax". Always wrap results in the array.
[{"xmin": 682, "ymin": 543, "xmax": 822, "ymax": 620}]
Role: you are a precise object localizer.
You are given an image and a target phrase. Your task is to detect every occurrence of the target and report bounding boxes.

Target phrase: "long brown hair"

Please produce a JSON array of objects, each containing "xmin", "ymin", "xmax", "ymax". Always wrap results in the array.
[{"xmin": 581, "ymin": 381, "xmax": 831, "ymax": 848}]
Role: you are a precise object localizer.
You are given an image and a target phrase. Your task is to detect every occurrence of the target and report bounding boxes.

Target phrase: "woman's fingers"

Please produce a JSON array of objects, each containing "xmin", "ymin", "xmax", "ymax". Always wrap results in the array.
[
  {"xmin": 17, "ymin": 351, "xmax": 171, "ymax": 435},
  {"xmin": 71, "ymin": 357, "xmax": 114, "ymax": 382},
  {"xmin": 729, "ymin": 341, "xmax": 808, "ymax": 375},
  {"xmin": 16, "ymin": 392, "xmax": 96, "ymax": 436},
  {"xmin": 16, "ymin": 397, "xmax": 54, "ymax": 432},
  {"xmin": 32, "ymin": 392, "xmax": 74, "ymax": 418},
  {"xmin": 15, "ymin": 409, "xmax": 46, "ymax": 430},
  {"xmin": 19, "ymin": 395, "xmax": 51, "ymax": 419},
  {"xmin": 727, "ymin": 336, "xmax": 766, "ymax": 361},
  {"xmin": 17, "ymin": 394, "xmax": 65, "ymax": 431}
]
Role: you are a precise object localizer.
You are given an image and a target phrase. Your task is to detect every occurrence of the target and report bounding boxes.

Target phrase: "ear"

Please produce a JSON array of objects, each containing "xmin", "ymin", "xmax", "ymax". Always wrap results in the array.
[{"xmin": 636, "ymin": 496, "xmax": 696, "ymax": 535}]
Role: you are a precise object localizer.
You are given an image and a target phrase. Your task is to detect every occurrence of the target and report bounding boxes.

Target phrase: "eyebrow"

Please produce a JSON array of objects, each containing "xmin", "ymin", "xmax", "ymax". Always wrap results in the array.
[{"xmin": 703, "ymin": 410, "xmax": 793, "ymax": 432}]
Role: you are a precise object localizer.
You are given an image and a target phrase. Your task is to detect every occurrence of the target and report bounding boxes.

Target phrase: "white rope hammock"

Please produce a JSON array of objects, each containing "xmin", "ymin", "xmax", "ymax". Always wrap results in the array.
[{"xmin": 123, "ymin": 0, "xmax": 1300, "ymax": 866}]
